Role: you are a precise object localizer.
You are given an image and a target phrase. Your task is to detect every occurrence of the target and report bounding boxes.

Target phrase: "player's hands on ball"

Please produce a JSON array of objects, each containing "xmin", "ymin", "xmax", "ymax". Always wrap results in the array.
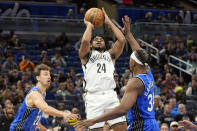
[
  {"xmin": 102, "ymin": 8, "xmax": 110, "ymax": 24},
  {"xmin": 63, "ymin": 113, "xmax": 79, "ymax": 121},
  {"xmin": 75, "ymin": 119, "xmax": 95, "ymax": 131},
  {"xmin": 84, "ymin": 18, "xmax": 94, "ymax": 29},
  {"xmin": 121, "ymin": 15, "xmax": 131, "ymax": 36}
]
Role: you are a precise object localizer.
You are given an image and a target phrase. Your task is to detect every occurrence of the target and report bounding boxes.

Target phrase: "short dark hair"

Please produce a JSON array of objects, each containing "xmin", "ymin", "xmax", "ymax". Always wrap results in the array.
[
  {"xmin": 135, "ymin": 50, "xmax": 149, "ymax": 66},
  {"xmin": 91, "ymin": 34, "xmax": 111, "ymax": 51}
]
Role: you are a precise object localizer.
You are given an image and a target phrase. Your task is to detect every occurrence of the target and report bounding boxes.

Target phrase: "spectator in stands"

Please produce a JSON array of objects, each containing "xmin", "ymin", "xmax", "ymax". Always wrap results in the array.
[
  {"xmin": 40, "ymin": 50, "xmax": 48, "ymax": 60},
  {"xmin": 51, "ymin": 74, "xmax": 60, "ymax": 89},
  {"xmin": 15, "ymin": 45, "xmax": 28, "ymax": 63},
  {"xmin": 38, "ymin": 36, "xmax": 50, "ymax": 50},
  {"xmin": 67, "ymin": 9, "xmax": 75, "ymax": 19},
  {"xmin": 186, "ymin": 73, "xmax": 197, "ymax": 96},
  {"xmin": 56, "ymin": 69, "xmax": 65, "ymax": 84},
  {"xmin": 140, "ymin": 34, "xmax": 151, "ymax": 48},
  {"xmin": 170, "ymin": 121, "xmax": 179, "ymax": 131},
  {"xmin": 114, "ymin": 73, "xmax": 121, "ymax": 95},
  {"xmin": 56, "ymin": 82, "xmax": 67, "ymax": 100},
  {"xmin": 122, "ymin": 68, "xmax": 131, "ymax": 78},
  {"xmin": 186, "ymin": 54, "xmax": 197, "ymax": 73},
  {"xmin": 160, "ymin": 123, "xmax": 169, "ymax": 131},
  {"xmin": 75, "ymin": 73, "xmax": 83, "ymax": 94},
  {"xmin": 0, "ymin": 103, "xmax": 15, "ymax": 131},
  {"xmin": 2, "ymin": 53, "xmax": 18, "ymax": 74},
  {"xmin": 154, "ymin": 95, "xmax": 164, "ymax": 119},
  {"xmin": 13, "ymin": 89, "xmax": 24, "ymax": 106},
  {"xmin": 143, "ymin": 12, "xmax": 153, "ymax": 22},
  {"xmin": 62, "ymin": 42, "xmax": 75, "ymax": 56},
  {"xmin": 41, "ymin": 56, "xmax": 52, "ymax": 67},
  {"xmin": 176, "ymin": 42, "xmax": 188, "ymax": 60},
  {"xmin": 8, "ymin": 34, "xmax": 21, "ymax": 50},
  {"xmin": 68, "ymin": 67, "xmax": 76, "ymax": 81},
  {"xmin": 19, "ymin": 71, "xmax": 32, "ymax": 90},
  {"xmin": 158, "ymin": 104, "xmax": 175, "ymax": 126},
  {"xmin": 186, "ymin": 34, "xmax": 195, "ymax": 50},
  {"xmin": 53, "ymin": 32, "xmax": 69, "ymax": 50},
  {"xmin": 166, "ymin": 13, "xmax": 175, "ymax": 23},
  {"xmin": 175, "ymin": 104, "xmax": 194, "ymax": 121},
  {"xmin": 161, "ymin": 73, "xmax": 176, "ymax": 95},
  {"xmin": 19, "ymin": 55, "xmax": 35, "ymax": 72},
  {"xmin": 66, "ymin": 82, "xmax": 80, "ymax": 95},
  {"xmin": 192, "ymin": 14, "xmax": 197, "ymax": 24},
  {"xmin": 51, "ymin": 51, "xmax": 66, "ymax": 67},
  {"xmin": 77, "ymin": 7, "xmax": 85, "ymax": 19},
  {"xmin": 155, "ymin": 13, "xmax": 166, "ymax": 23},
  {"xmin": 169, "ymin": 97, "xmax": 179, "ymax": 117},
  {"xmin": 175, "ymin": 14, "xmax": 183, "ymax": 24},
  {"xmin": 151, "ymin": 39, "xmax": 162, "ymax": 54},
  {"xmin": 177, "ymin": 76, "xmax": 186, "ymax": 89},
  {"xmin": 8, "ymin": 69, "xmax": 19, "ymax": 85}
]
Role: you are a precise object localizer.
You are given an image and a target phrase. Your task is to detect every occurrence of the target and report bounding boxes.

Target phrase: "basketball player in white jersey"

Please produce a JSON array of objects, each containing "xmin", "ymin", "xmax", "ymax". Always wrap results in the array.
[{"xmin": 78, "ymin": 8, "xmax": 127, "ymax": 131}]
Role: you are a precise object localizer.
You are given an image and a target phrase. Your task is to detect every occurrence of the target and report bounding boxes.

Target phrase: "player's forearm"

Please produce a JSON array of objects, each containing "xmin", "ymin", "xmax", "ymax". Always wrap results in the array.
[
  {"xmin": 107, "ymin": 20, "xmax": 125, "ymax": 43},
  {"xmin": 93, "ymin": 106, "xmax": 127, "ymax": 124},
  {"xmin": 42, "ymin": 106, "xmax": 64, "ymax": 117},
  {"xmin": 126, "ymin": 32, "xmax": 142, "ymax": 51},
  {"xmin": 81, "ymin": 24, "xmax": 93, "ymax": 44}
]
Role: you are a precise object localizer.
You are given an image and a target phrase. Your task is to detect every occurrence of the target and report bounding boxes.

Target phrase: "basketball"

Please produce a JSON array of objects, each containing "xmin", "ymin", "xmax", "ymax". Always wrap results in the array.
[{"xmin": 84, "ymin": 8, "xmax": 105, "ymax": 29}]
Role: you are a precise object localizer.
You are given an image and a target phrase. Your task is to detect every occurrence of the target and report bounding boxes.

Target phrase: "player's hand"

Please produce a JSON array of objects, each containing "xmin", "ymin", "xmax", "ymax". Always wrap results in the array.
[
  {"xmin": 102, "ymin": 8, "xmax": 110, "ymax": 24},
  {"xmin": 178, "ymin": 120, "xmax": 197, "ymax": 130},
  {"xmin": 75, "ymin": 119, "xmax": 95, "ymax": 130},
  {"xmin": 121, "ymin": 15, "xmax": 131, "ymax": 36},
  {"xmin": 63, "ymin": 113, "xmax": 79, "ymax": 121},
  {"xmin": 84, "ymin": 18, "xmax": 94, "ymax": 29}
]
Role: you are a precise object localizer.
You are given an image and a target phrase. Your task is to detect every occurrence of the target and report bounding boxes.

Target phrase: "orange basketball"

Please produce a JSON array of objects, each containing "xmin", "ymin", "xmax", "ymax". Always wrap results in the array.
[{"xmin": 84, "ymin": 8, "xmax": 105, "ymax": 29}]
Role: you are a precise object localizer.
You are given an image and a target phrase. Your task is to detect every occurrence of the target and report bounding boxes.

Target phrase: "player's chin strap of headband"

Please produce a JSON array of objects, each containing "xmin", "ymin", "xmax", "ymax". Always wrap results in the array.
[{"xmin": 130, "ymin": 51, "xmax": 148, "ymax": 66}]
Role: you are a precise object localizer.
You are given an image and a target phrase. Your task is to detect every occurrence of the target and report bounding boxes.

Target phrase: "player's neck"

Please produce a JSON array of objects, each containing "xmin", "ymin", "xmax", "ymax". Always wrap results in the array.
[
  {"xmin": 133, "ymin": 67, "xmax": 147, "ymax": 76},
  {"xmin": 36, "ymin": 83, "xmax": 47, "ymax": 95}
]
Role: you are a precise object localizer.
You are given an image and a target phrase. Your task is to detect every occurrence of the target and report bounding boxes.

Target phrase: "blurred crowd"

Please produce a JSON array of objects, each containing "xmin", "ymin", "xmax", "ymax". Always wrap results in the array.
[{"xmin": 139, "ymin": 10, "xmax": 197, "ymax": 24}]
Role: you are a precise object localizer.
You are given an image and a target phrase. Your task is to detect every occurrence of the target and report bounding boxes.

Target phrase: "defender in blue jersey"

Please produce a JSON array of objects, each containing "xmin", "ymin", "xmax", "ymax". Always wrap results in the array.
[
  {"xmin": 75, "ymin": 15, "xmax": 160, "ymax": 131},
  {"xmin": 10, "ymin": 64, "xmax": 78, "ymax": 131}
]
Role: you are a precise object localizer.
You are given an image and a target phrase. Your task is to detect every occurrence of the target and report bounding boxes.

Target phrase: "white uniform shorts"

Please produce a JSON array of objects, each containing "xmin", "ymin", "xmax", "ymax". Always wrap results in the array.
[{"xmin": 83, "ymin": 90, "xmax": 126, "ymax": 130}]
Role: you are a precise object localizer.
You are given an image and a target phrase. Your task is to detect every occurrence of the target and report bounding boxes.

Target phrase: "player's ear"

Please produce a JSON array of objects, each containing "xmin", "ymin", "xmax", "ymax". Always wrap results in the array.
[{"xmin": 36, "ymin": 76, "xmax": 40, "ymax": 82}]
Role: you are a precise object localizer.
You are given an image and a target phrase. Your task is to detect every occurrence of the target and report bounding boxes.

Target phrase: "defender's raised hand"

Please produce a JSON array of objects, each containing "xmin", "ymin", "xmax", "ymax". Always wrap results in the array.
[{"xmin": 121, "ymin": 15, "xmax": 131, "ymax": 36}]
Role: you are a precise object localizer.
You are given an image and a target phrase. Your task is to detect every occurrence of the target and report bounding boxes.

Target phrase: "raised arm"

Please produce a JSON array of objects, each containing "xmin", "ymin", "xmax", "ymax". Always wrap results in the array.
[
  {"xmin": 75, "ymin": 78, "xmax": 144, "ymax": 129},
  {"xmin": 122, "ymin": 15, "xmax": 142, "ymax": 51},
  {"xmin": 102, "ymin": 8, "xmax": 126, "ymax": 60},
  {"xmin": 30, "ymin": 91, "xmax": 78, "ymax": 120},
  {"xmin": 79, "ymin": 19, "xmax": 94, "ymax": 62}
]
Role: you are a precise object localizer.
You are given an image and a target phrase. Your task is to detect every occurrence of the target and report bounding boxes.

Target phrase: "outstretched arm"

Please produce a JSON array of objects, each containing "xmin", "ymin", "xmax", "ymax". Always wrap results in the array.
[
  {"xmin": 102, "ymin": 8, "xmax": 126, "ymax": 60},
  {"xmin": 79, "ymin": 19, "xmax": 94, "ymax": 61},
  {"xmin": 30, "ymin": 91, "xmax": 78, "ymax": 120},
  {"xmin": 75, "ymin": 78, "xmax": 144, "ymax": 129},
  {"xmin": 122, "ymin": 15, "xmax": 142, "ymax": 51}
]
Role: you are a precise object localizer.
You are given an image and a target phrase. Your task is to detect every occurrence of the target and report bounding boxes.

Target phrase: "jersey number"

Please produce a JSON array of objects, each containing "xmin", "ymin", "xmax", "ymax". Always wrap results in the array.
[
  {"xmin": 148, "ymin": 94, "xmax": 154, "ymax": 112},
  {"xmin": 97, "ymin": 63, "xmax": 106, "ymax": 73}
]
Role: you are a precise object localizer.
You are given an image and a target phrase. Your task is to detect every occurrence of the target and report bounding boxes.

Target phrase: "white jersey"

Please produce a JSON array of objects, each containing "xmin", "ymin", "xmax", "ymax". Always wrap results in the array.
[{"xmin": 82, "ymin": 50, "xmax": 116, "ymax": 93}]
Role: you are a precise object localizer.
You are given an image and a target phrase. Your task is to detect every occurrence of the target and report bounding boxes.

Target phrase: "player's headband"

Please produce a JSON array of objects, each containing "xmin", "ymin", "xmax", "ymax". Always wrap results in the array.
[{"xmin": 130, "ymin": 51, "xmax": 143, "ymax": 65}]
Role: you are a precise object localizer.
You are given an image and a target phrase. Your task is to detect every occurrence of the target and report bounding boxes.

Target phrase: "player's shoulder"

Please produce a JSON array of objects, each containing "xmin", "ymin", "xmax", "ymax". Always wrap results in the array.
[{"xmin": 128, "ymin": 77, "xmax": 143, "ymax": 88}]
